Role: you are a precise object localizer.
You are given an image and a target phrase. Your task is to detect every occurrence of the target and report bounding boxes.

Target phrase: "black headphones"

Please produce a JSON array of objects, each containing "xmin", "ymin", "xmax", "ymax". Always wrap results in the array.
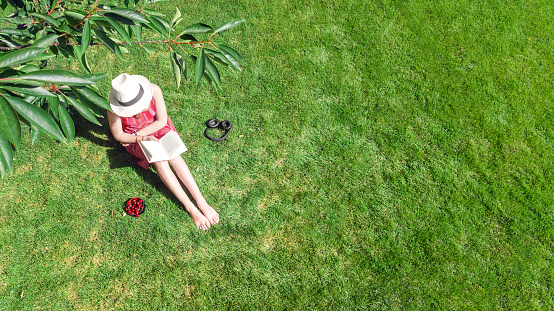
[{"xmin": 204, "ymin": 118, "xmax": 232, "ymax": 142}]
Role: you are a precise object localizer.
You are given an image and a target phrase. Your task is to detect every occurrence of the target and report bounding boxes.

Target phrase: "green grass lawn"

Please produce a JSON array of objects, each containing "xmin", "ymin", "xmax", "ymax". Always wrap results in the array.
[{"xmin": 1, "ymin": 0, "xmax": 554, "ymax": 309}]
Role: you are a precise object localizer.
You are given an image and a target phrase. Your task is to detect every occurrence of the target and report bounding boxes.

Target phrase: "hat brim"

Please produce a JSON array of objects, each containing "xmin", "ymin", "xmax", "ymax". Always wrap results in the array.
[{"xmin": 109, "ymin": 75, "xmax": 153, "ymax": 117}]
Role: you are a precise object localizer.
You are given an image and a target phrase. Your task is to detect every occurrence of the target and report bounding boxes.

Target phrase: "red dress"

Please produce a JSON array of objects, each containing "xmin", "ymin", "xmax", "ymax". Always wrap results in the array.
[{"xmin": 120, "ymin": 97, "xmax": 177, "ymax": 169}]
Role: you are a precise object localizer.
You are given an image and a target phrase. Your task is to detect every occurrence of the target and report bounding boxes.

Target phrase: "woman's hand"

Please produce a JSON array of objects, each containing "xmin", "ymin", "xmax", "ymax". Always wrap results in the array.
[
  {"xmin": 141, "ymin": 136, "xmax": 160, "ymax": 143},
  {"xmin": 120, "ymin": 135, "xmax": 159, "ymax": 147}
]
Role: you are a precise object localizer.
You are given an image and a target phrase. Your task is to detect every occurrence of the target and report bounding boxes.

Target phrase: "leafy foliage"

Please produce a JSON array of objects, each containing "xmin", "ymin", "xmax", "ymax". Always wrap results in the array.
[{"xmin": 0, "ymin": 0, "xmax": 245, "ymax": 176}]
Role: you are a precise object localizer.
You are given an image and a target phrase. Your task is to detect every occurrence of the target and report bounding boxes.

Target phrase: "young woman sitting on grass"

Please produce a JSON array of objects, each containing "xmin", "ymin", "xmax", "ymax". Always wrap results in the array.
[{"xmin": 106, "ymin": 73, "xmax": 219, "ymax": 230}]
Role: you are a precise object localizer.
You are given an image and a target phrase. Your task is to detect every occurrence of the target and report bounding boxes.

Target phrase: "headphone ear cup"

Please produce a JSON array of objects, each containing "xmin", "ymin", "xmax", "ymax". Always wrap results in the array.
[
  {"xmin": 206, "ymin": 118, "xmax": 219, "ymax": 128},
  {"xmin": 204, "ymin": 118, "xmax": 231, "ymax": 142},
  {"xmin": 219, "ymin": 120, "xmax": 232, "ymax": 131}
]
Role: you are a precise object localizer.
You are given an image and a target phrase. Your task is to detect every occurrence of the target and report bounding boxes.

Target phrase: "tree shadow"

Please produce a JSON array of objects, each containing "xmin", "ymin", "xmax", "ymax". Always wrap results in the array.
[{"xmin": 73, "ymin": 113, "xmax": 196, "ymax": 213}]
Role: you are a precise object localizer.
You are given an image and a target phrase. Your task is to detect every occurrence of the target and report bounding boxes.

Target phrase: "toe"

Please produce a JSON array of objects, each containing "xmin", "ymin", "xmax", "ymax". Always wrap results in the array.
[{"xmin": 197, "ymin": 221, "xmax": 209, "ymax": 230}]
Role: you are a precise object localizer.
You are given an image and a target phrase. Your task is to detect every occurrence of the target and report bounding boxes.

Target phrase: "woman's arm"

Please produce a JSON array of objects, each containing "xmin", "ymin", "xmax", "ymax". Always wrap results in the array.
[
  {"xmin": 107, "ymin": 110, "xmax": 158, "ymax": 144},
  {"xmin": 134, "ymin": 84, "xmax": 169, "ymax": 137}
]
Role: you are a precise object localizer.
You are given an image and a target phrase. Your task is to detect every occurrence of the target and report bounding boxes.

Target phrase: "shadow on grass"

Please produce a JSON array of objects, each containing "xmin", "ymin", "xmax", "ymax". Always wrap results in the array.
[{"xmin": 72, "ymin": 113, "xmax": 196, "ymax": 215}]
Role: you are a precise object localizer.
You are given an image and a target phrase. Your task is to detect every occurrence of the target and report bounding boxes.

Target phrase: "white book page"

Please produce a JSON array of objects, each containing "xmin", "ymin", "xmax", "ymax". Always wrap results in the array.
[
  {"xmin": 140, "ymin": 140, "xmax": 168, "ymax": 162},
  {"xmin": 159, "ymin": 131, "xmax": 187, "ymax": 159},
  {"xmin": 139, "ymin": 131, "xmax": 187, "ymax": 163}
]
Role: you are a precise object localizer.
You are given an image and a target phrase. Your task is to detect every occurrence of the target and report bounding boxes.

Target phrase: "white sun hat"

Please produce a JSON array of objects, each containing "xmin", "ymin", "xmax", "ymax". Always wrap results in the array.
[{"xmin": 109, "ymin": 73, "xmax": 153, "ymax": 117}]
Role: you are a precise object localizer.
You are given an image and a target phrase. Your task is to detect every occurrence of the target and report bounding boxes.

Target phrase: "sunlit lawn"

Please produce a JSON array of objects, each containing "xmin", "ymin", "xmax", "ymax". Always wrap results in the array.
[{"xmin": 1, "ymin": 0, "xmax": 554, "ymax": 309}]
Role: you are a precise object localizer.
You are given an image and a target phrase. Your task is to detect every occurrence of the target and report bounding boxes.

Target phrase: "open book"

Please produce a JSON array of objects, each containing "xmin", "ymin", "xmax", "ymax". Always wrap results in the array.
[{"xmin": 139, "ymin": 131, "xmax": 188, "ymax": 163}]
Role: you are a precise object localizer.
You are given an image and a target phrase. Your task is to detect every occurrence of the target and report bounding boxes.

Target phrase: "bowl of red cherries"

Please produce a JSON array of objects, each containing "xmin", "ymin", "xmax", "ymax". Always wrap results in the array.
[{"xmin": 125, "ymin": 197, "xmax": 145, "ymax": 217}]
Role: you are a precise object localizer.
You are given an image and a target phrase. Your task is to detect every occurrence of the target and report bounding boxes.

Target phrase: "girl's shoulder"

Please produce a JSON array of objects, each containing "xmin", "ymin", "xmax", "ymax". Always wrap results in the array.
[
  {"xmin": 107, "ymin": 109, "xmax": 120, "ymax": 120},
  {"xmin": 151, "ymin": 83, "xmax": 162, "ymax": 95}
]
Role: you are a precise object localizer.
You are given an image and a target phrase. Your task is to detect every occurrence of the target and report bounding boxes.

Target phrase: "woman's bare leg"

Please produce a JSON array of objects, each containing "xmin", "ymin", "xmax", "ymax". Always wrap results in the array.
[
  {"xmin": 169, "ymin": 156, "xmax": 220, "ymax": 225},
  {"xmin": 153, "ymin": 161, "xmax": 211, "ymax": 230}
]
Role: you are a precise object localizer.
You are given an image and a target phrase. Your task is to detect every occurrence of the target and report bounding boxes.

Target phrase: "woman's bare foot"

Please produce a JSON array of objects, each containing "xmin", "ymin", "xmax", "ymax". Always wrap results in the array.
[
  {"xmin": 189, "ymin": 209, "xmax": 211, "ymax": 230},
  {"xmin": 197, "ymin": 201, "xmax": 219, "ymax": 225}
]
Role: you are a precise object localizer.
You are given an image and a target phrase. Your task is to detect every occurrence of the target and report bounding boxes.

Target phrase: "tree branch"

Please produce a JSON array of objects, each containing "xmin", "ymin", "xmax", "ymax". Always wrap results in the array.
[{"xmin": 0, "ymin": 40, "xmax": 169, "ymax": 51}]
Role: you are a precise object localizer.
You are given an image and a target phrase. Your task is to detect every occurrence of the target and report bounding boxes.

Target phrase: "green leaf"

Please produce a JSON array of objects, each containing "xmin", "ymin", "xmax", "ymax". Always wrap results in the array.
[
  {"xmin": 77, "ymin": 51, "xmax": 91, "ymax": 73},
  {"xmin": 34, "ymin": 28, "xmax": 46, "ymax": 39},
  {"xmin": 171, "ymin": 8, "xmax": 182, "ymax": 28},
  {"xmin": 183, "ymin": 23, "xmax": 213, "ymax": 34},
  {"xmin": 217, "ymin": 44, "xmax": 244, "ymax": 62},
  {"xmin": 183, "ymin": 56, "xmax": 187, "ymax": 81},
  {"xmin": 145, "ymin": 0, "xmax": 169, "ymax": 4},
  {"xmin": 0, "ymin": 85, "xmax": 56, "ymax": 97},
  {"xmin": 204, "ymin": 55, "xmax": 221, "ymax": 90},
  {"xmin": 130, "ymin": 25, "xmax": 153, "ymax": 53},
  {"xmin": 58, "ymin": 101, "xmax": 75, "ymax": 142},
  {"xmin": 31, "ymin": 125, "xmax": 43, "ymax": 144},
  {"xmin": 56, "ymin": 24, "xmax": 78, "ymax": 36},
  {"xmin": 206, "ymin": 49, "xmax": 232, "ymax": 67},
  {"xmin": 64, "ymin": 10, "xmax": 85, "ymax": 19},
  {"xmin": 29, "ymin": 13, "xmax": 60, "ymax": 27},
  {"xmin": 217, "ymin": 44, "xmax": 243, "ymax": 70},
  {"xmin": 18, "ymin": 70, "xmax": 94, "ymax": 86},
  {"xmin": 171, "ymin": 51, "xmax": 185, "ymax": 89},
  {"xmin": 0, "ymin": 155, "xmax": 4, "ymax": 177},
  {"xmin": 89, "ymin": 16, "xmax": 112, "ymax": 28},
  {"xmin": 141, "ymin": 44, "xmax": 155, "ymax": 53},
  {"xmin": 64, "ymin": 91, "xmax": 102, "ymax": 117},
  {"xmin": 18, "ymin": 64, "xmax": 40, "ymax": 73},
  {"xmin": 102, "ymin": 13, "xmax": 133, "ymax": 26},
  {"xmin": 141, "ymin": 8, "xmax": 166, "ymax": 17},
  {"xmin": 84, "ymin": 98, "xmax": 103, "ymax": 117},
  {"xmin": 30, "ymin": 34, "xmax": 59, "ymax": 48},
  {"xmin": 0, "ymin": 95, "xmax": 21, "ymax": 148},
  {"xmin": 195, "ymin": 48, "xmax": 206, "ymax": 85},
  {"xmin": 93, "ymin": 28, "xmax": 125, "ymax": 60},
  {"xmin": 7, "ymin": 96, "xmax": 66, "ymax": 142},
  {"xmin": 107, "ymin": 8, "xmax": 148, "ymax": 24},
  {"xmin": 179, "ymin": 34, "xmax": 197, "ymax": 42},
  {"xmin": 0, "ymin": 78, "xmax": 43, "ymax": 87},
  {"xmin": 32, "ymin": 54, "xmax": 56, "ymax": 63},
  {"xmin": 103, "ymin": 16, "xmax": 132, "ymax": 44},
  {"xmin": 200, "ymin": 69, "xmax": 214, "ymax": 86},
  {"xmin": 64, "ymin": 95, "xmax": 101, "ymax": 126},
  {"xmin": 47, "ymin": 96, "xmax": 59, "ymax": 119},
  {"xmin": 213, "ymin": 19, "xmax": 245, "ymax": 34},
  {"xmin": 170, "ymin": 53, "xmax": 180, "ymax": 89},
  {"xmin": 0, "ymin": 132, "xmax": 13, "ymax": 175},
  {"xmin": 81, "ymin": 20, "xmax": 91, "ymax": 55},
  {"xmin": 0, "ymin": 28, "xmax": 26, "ymax": 36},
  {"xmin": 0, "ymin": 47, "xmax": 47, "ymax": 68},
  {"xmin": 70, "ymin": 86, "xmax": 110, "ymax": 110},
  {"xmin": 81, "ymin": 73, "xmax": 107, "ymax": 83},
  {"xmin": 131, "ymin": 24, "xmax": 142, "ymax": 41},
  {"xmin": 146, "ymin": 16, "xmax": 168, "ymax": 36},
  {"xmin": 2, "ymin": 12, "xmax": 29, "ymax": 22},
  {"xmin": 155, "ymin": 16, "xmax": 172, "ymax": 32},
  {"xmin": 0, "ymin": 34, "xmax": 20, "ymax": 48}
]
